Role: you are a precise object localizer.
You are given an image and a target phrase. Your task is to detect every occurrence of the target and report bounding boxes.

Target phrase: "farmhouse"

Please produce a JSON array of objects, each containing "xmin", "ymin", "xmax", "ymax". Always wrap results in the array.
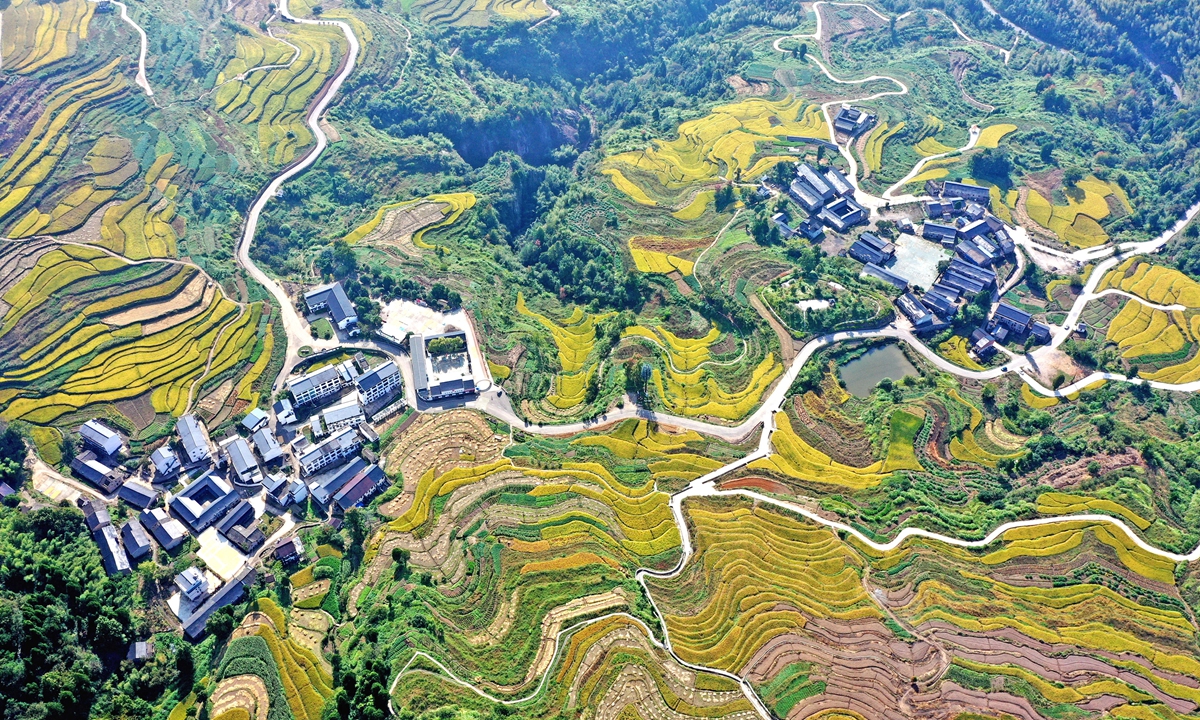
[
  {"xmin": 309, "ymin": 457, "xmax": 370, "ymax": 508},
  {"xmin": 823, "ymin": 166, "xmax": 855, "ymax": 197},
  {"xmin": 150, "ymin": 446, "xmax": 181, "ymax": 477},
  {"xmin": 140, "ymin": 507, "xmax": 188, "ymax": 550},
  {"xmin": 833, "ymin": 105, "xmax": 874, "ymax": 137},
  {"xmin": 798, "ymin": 163, "xmax": 835, "ymax": 201},
  {"xmin": 861, "ymin": 263, "xmax": 908, "ymax": 291},
  {"xmin": 182, "ymin": 567, "xmax": 256, "ymax": 640},
  {"xmin": 275, "ymin": 537, "xmax": 304, "ymax": 564},
  {"xmin": 252, "ymin": 428, "xmax": 283, "ymax": 463},
  {"xmin": 797, "ymin": 217, "xmax": 825, "ymax": 241},
  {"xmin": 788, "ymin": 177, "xmax": 824, "ymax": 211},
  {"xmin": 241, "ymin": 408, "xmax": 268, "ymax": 433},
  {"xmin": 992, "ymin": 301, "xmax": 1034, "ymax": 334},
  {"xmin": 897, "ymin": 292, "xmax": 934, "ymax": 329},
  {"xmin": 817, "ymin": 197, "xmax": 867, "ymax": 233},
  {"xmin": 304, "ymin": 282, "xmax": 358, "ymax": 332},
  {"xmin": 93, "ymin": 524, "xmax": 130, "ymax": 576},
  {"xmin": 170, "ymin": 474, "xmax": 239, "ymax": 533},
  {"xmin": 333, "ymin": 463, "xmax": 388, "ymax": 512},
  {"xmin": 80, "ymin": 420, "xmax": 122, "ymax": 456},
  {"xmin": 80, "ymin": 499, "xmax": 111, "ymax": 532},
  {"xmin": 122, "ymin": 519, "xmax": 152, "ymax": 561},
  {"xmin": 177, "ymin": 414, "xmax": 212, "ymax": 464},
  {"xmin": 955, "ymin": 239, "xmax": 992, "ymax": 267},
  {"xmin": 412, "ymin": 330, "xmax": 478, "ymax": 402},
  {"xmin": 71, "ymin": 451, "xmax": 122, "ymax": 493},
  {"xmin": 971, "ymin": 328, "xmax": 999, "ymax": 360},
  {"xmin": 216, "ymin": 500, "xmax": 265, "ymax": 554},
  {"xmin": 847, "ymin": 232, "xmax": 895, "ymax": 265},
  {"xmin": 771, "ymin": 212, "xmax": 794, "ymax": 237},
  {"xmin": 356, "ymin": 360, "xmax": 401, "ymax": 404},
  {"xmin": 288, "ymin": 365, "xmax": 343, "ymax": 406},
  {"xmin": 220, "ymin": 436, "xmax": 262, "ymax": 485},
  {"xmin": 321, "ymin": 397, "xmax": 366, "ymax": 432},
  {"xmin": 942, "ymin": 180, "xmax": 990, "ymax": 205},
  {"xmin": 118, "ymin": 479, "xmax": 158, "ymax": 509},
  {"xmin": 922, "ymin": 222, "xmax": 959, "ymax": 245},
  {"xmin": 296, "ymin": 426, "xmax": 362, "ymax": 476},
  {"xmin": 175, "ymin": 567, "xmax": 210, "ymax": 603},
  {"xmin": 920, "ymin": 287, "xmax": 959, "ymax": 318},
  {"xmin": 273, "ymin": 398, "xmax": 297, "ymax": 424}
]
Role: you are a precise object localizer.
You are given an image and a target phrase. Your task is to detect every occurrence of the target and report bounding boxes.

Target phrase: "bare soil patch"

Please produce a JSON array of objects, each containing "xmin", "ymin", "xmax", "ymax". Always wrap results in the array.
[
  {"xmin": 212, "ymin": 674, "xmax": 270, "ymax": 720},
  {"xmin": 115, "ymin": 392, "xmax": 157, "ymax": 432},
  {"xmin": 292, "ymin": 578, "xmax": 331, "ymax": 604},
  {"xmin": 361, "ymin": 202, "xmax": 447, "ymax": 256},
  {"xmin": 142, "ymin": 281, "xmax": 217, "ymax": 335},
  {"xmin": 104, "ymin": 273, "xmax": 208, "ymax": 326}
]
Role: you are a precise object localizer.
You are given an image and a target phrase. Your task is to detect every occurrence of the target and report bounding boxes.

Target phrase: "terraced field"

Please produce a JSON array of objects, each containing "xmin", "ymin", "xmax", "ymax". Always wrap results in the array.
[
  {"xmin": 0, "ymin": 241, "xmax": 262, "ymax": 431},
  {"xmin": 0, "ymin": 58, "xmax": 128, "ymax": 226},
  {"xmin": 516, "ymin": 293, "xmax": 614, "ymax": 411},
  {"xmin": 626, "ymin": 235, "xmax": 711, "ymax": 276},
  {"xmin": 212, "ymin": 23, "xmax": 347, "ymax": 165},
  {"xmin": 1025, "ymin": 176, "xmax": 1127, "ymax": 248},
  {"xmin": 605, "ymin": 96, "xmax": 827, "ymax": 205},
  {"xmin": 407, "ymin": 0, "xmax": 552, "ymax": 25},
  {"xmin": 0, "ymin": 0, "xmax": 95, "ymax": 75}
]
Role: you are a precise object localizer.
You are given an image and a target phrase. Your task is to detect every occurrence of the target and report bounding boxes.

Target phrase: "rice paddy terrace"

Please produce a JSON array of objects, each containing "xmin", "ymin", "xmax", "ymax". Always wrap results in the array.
[{"xmin": 5, "ymin": 0, "xmax": 1200, "ymax": 719}]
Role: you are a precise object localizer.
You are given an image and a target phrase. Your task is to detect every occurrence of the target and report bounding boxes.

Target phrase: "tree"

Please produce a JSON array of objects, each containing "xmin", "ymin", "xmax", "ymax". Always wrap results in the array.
[
  {"xmin": 1063, "ymin": 166, "xmax": 1084, "ymax": 188},
  {"xmin": 969, "ymin": 148, "xmax": 1013, "ymax": 185},
  {"xmin": 392, "ymin": 547, "xmax": 411, "ymax": 580}
]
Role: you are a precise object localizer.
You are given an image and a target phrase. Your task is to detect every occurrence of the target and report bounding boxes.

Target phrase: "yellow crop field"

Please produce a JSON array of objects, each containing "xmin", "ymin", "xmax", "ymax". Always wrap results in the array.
[
  {"xmin": 573, "ymin": 419, "xmax": 723, "ymax": 483},
  {"xmin": 672, "ymin": 190, "xmax": 714, "ymax": 220},
  {"xmin": 657, "ymin": 503, "xmax": 877, "ymax": 672},
  {"xmin": 1036, "ymin": 492, "xmax": 1152, "ymax": 530},
  {"xmin": 517, "ymin": 292, "xmax": 613, "ymax": 409},
  {"xmin": 947, "ymin": 390, "xmax": 1025, "ymax": 467},
  {"xmin": 0, "ymin": 58, "xmax": 126, "ymax": 224},
  {"xmin": 493, "ymin": 0, "xmax": 552, "ymax": 21},
  {"xmin": 213, "ymin": 23, "xmax": 346, "ymax": 165},
  {"xmin": 601, "ymin": 168, "xmax": 658, "ymax": 206},
  {"xmin": 30, "ymin": 426, "xmax": 63, "ymax": 465},
  {"xmin": 981, "ymin": 520, "xmax": 1176, "ymax": 584},
  {"xmin": 650, "ymin": 354, "xmax": 781, "ymax": 421},
  {"xmin": 342, "ymin": 192, "xmax": 475, "ymax": 246},
  {"xmin": 236, "ymin": 327, "xmax": 275, "ymax": 406},
  {"xmin": 391, "ymin": 458, "xmax": 679, "ymax": 557},
  {"xmin": 487, "ymin": 359, "xmax": 511, "ymax": 380},
  {"xmin": 95, "ymin": 154, "xmax": 183, "ymax": 259},
  {"xmin": 905, "ymin": 167, "xmax": 949, "ymax": 185},
  {"xmin": 606, "ymin": 96, "xmax": 826, "ymax": 201},
  {"xmin": 863, "ymin": 121, "xmax": 904, "ymax": 172},
  {"xmin": 1020, "ymin": 383, "xmax": 1058, "ymax": 408},
  {"xmin": 1105, "ymin": 300, "xmax": 1189, "ymax": 358},
  {"xmin": 1025, "ymin": 177, "xmax": 1116, "ymax": 247},
  {"xmin": 627, "ymin": 237, "xmax": 694, "ymax": 275},
  {"xmin": 913, "ymin": 137, "xmax": 955, "ymax": 156},
  {"xmin": 937, "ymin": 336, "xmax": 984, "ymax": 370},
  {"xmin": 975, "ymin": 123, "xmax": 1017, "ymax": 149},
  {"xmin": 0, "ymin": 0, "xmax": 95, "ymax": 74},
  {"xmin": 518, "ymin": 551, "xmax": 619, "ymax": 575},
  {"xmin": 2, "ymin": 268, "xmax": 253, "ymax": 423},
  {"xmin": 1100, "ymin": 260, "xmax": 1200, "ymax": 308},
  {"xmin": 622, "ymin": 324, "xmax": 720, "ymax": 371},
  {"xmin": 749, "ymin": 412, "xmax": 889, "ymax": 489}
]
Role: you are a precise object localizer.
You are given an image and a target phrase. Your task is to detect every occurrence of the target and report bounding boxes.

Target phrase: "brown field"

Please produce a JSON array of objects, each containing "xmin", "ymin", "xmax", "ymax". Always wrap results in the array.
[
  {"xmin": 103, "ymin": 272, "xmax": 208, "ymax": 326},
  {"xmin": 211, "ymin": 674, "xmax": 270, "ymax": 720},
  {"xmin": 360, "ymin": 201, "xmax": 447, "ymax": 256}
]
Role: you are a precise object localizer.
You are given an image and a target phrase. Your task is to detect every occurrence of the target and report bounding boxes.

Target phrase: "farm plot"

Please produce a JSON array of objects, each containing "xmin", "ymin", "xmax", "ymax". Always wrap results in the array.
[
  {"xmin": 0, "ymin": 58, "xmax": 127, "ymax": 226},
  {"xmin": 0, "ymin": 0, "xmax": 95, "ymax": 75},
  {"xmin": 749, "ymin": 412, "xmax": 893, "ymax": 489},
  {"xmin": 0, "ymin": 249, "xmax": 258, "ymax": 424},
  {"xmin": 1025, "ymin": 176, "xmax": 1121, "ymax": 248},
  {"xmin": 648, "ymin": 500, "xmax": 878, "ymax": 673},
  {"xmin": 90, "ymin": 153, "xmax": 184, "ymax": 259},
  {"xmin": 389, "ymin": 458, "xmax": 680, "ymax": 559},
  {"xmin": 343, "ymin": 192, "xmax": 475, "ymax": 250},
  {"xmin": 1036, "ymin": 492, "xmax": 1152, "ymax": 531},
  {"xmin": 1105, "ymin": 300, "xmax": 1192, "ymax": 359},
  {"xmin": 605, "ymin": 96, "xmax": 827, "ymax": 204},
  {"xmin": 946, "ymin": 389, "xmax": 1025, "ymax": 468},
  {"xmin": 863, "ymin": 121, "xmax": 904, "ymax": 173},
  {"xmin": 572, "ymin": 419, "xmax": 728, "ymax": 485},
  {"xmin": 649, "ymin": 353, "xmax": 782, "ymax": 422},
  {"xmin": 516, "ymin": 293, "xmax": 614, "ymax": 410},
  {"xmin": 975, "ymin": 123, "xmax": 1017, "ymax": 148},
  {"xmin": 407, "ymin": 0, "xmax": 551, "ymax": 25},
  {"xmin": 379, "ymin": 409, "xmax": 506, "ymax": 516},
  {"xmin": 626, "ymin": 235, "xmax": 711, "ymax": 276},
  {"xmin": 1099, "ymin": 259, "xmax": 1200, "ymax": 308},
  {"xmin": 212, "ymin": 23, "xmax": 346, "ymax": 165}
]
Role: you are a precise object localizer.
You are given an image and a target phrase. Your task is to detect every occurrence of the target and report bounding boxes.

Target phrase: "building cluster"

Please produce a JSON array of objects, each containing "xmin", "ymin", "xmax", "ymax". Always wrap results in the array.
[
  {"xmin": 833, "ymin": 105, "xmax": 876, "ymax": 138},
  {"xmin": 784, "ymin": 162, "xmax": 867, "ymax": 234},
  {"xmin": 70, "ymin": 420, "xmax": 128, "ymax": 493}
]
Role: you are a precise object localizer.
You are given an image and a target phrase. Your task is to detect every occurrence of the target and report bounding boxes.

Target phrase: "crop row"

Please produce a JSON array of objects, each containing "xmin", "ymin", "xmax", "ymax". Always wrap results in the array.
[
  {"xmin": 1025, "ymin": 177, "xmax": 1117, "ymax": 248},
  {"xmin": 749, "ymin": 412, "xmax": 889, "ymax": 489},
  {"xmin": 1105, "ymin": 301, "xmax": 1190, "ymax": 359},
  {"xmin": 0, "ymin": 58, "xmax": 127, "ymax": 225},
  {"xmin": 0, "ymin": 0, "xmax": 95, "ymax": 75},
  {"xmin": 656, "ymin": 503, "xmax": 877, "ymax": 672},
  {"xmin": 650, "ymin": 353, "xmax": 781, "ymax": 421},
  {"xmin": 1101, "ymin": 260, "xmax": 1200, "ymax": 308},
  {"xmin": 863, "ymin": 121, "xmax": 905, "ymax": 172}
]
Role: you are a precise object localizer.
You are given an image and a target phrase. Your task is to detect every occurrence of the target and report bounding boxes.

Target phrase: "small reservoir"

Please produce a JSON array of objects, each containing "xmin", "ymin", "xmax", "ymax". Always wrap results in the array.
[{"xmin": 839, "ymin": 344, "xmax": 919, "ymax": 397}]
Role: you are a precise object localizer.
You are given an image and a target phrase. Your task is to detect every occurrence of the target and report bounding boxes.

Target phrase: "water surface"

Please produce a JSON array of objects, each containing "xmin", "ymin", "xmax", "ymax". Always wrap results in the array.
[{"xmin": 838, "ymin": 344, "xmax": 918, "ymax": 397}]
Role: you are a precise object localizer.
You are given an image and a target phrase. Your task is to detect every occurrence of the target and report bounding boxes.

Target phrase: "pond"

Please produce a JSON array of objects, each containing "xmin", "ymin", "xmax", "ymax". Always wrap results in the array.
[{"xmin": 838, "ymin": 344, "xmax": 919, "ymax": 397}]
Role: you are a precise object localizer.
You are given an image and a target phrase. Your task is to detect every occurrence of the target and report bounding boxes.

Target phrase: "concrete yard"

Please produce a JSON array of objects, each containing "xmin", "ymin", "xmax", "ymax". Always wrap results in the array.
[{"xmin": 890, "ymin": 233, "xmax": 951, "ymax": 291}]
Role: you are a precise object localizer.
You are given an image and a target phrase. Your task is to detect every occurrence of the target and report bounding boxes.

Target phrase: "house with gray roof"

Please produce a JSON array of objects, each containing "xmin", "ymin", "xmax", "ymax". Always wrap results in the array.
[
  {"xmin": 304, "ymin": 282, "xmax": 358, "ymax": 333},
  {"xmin": 252, "ymin": 428, "xmax": 283, "ymax": 463},
  {"xmin": 93, "ymin": 524, "xmax": 130, "ymax": 576},
  {"xmin": 177, "ymin": 414, "xmax": 211, "ymax": 464},
  {"xmin": 80, "ymin": 420, "xmax": 123, "ymax": 456},
  {"xmin": 356, "ymin": 360, "xmax": 401, "ymax": 405},
  {"xmin": 287, "ymin": 365, "xmax": 343, "ymax": 406},
  {"xmin": 170, "ymin": 474, "xmax": 239, "ymax": 533},
  {"xmin": 150, "ymin": 446, "xmax": 180, "ymax": 477},
  {"xmin": 140, "ymin": 507, "xmax": 188, "ymax": 551},
  {"xmin": 182, "ymin": 567, "xmax": 256, "ymax": 640},
  {"xmin": 220, "ymin": 436, "xmax": 262, "ymax": 486},
  {"xmin": 122, "ymin": 519, "xmax": 152, "ymax": 561},
  {"xmin": 118, "ymin": 479, "xmax": 158, "ymax": 509}
]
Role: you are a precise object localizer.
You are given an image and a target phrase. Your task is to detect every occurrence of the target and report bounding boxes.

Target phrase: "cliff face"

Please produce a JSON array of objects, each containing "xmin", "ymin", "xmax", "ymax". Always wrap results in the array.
[{"xmin": 452, "ymin": 108, "xmax": 577, "ymax": 167}]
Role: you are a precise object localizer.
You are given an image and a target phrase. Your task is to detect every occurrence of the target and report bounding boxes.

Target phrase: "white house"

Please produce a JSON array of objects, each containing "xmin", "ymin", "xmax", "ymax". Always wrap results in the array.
[{"xmin": 80, "ymin": 420, "xmax": 123, "ymax": 456}]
